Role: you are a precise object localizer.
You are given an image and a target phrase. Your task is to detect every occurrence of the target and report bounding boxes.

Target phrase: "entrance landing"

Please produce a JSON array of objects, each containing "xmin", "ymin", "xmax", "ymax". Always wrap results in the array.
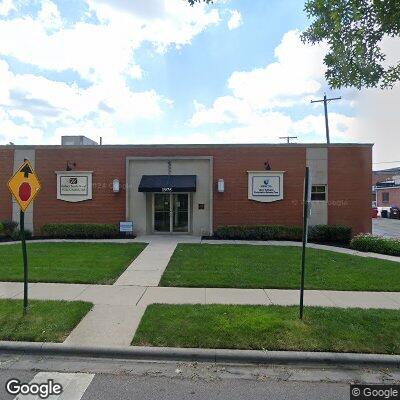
[{"xmin": 114, "ymin": 235, "xmax": 201, "ymax": 287}]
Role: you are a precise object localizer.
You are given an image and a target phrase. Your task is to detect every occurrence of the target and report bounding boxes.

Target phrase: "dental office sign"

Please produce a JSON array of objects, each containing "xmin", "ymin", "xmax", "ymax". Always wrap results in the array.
[
  {"xmin": 248, "ymin": 171, "xmax": 285, "ymax": 203},
  {"xmin": 56, "ymin": 171, "xmax": 93, "ymax": 202}
]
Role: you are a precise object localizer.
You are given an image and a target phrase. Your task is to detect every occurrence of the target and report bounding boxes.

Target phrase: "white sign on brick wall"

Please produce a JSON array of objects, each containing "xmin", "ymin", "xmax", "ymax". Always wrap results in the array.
[
  {"xmin": 56, "ymin": 171, "xmax": 93, "ymax": 202},
  {"xmin": 248, "ymin": 171, "xmax": 285, "ymax": 203}
]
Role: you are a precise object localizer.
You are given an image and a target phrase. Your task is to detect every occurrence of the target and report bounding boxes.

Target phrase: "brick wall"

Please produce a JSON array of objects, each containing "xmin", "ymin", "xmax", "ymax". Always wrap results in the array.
[
  {"xmin": 34, "ymin": 148, "xmax": 127, "ymax": 233},
  {"xmin": 0, "ymin": 149, "xmax": 14, "ymax": 222},
  {"xmin": 213, "ymin": 147, "xmax": 305, "ymax": 228},
  {"xmin": 328, "ymin": 147, "xmax": 372, "ymax": 235},
  {"xmin": 0, "ymin": 144, "xmax": 369, "ymax": 235},
  {"xmin": 376, "ymin": 188, "xmax": 400, "ymax": 207},
  {"xmin": 33, "ymin": 146, "xmax": 307, "ymax": 232}
]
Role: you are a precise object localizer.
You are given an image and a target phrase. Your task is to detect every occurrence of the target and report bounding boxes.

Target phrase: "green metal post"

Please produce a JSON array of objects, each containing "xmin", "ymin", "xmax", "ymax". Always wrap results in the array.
[
  {"xmin": 299, "ymin": 167, "xmax": 310, "ymax": 320},
  {"xmin": 20, "ymin": 210, "xmax": 28, "ymax": 315}
]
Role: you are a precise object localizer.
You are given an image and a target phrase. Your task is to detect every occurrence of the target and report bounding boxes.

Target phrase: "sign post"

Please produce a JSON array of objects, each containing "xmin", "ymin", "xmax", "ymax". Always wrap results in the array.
[
  {"xmin": 20, "ymin": 210, "xmax": 28, "ymax": 315},
  {"xmin": 299, "ymin": 167, "xmax": 311, "ymax": 320},
  {"xmin": 7, "ymin": 160, "xmax": 41, "ymax": 315}
]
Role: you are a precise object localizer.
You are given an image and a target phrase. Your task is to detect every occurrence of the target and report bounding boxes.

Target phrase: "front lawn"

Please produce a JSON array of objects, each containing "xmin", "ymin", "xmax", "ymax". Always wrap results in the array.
[
  {"xmin": 160, "ymin": 244, "xmax": 400, "ymax": 291},
  {"xmin": 132, "ymin": 304, "xmax": 400, "ymax": 354},
  {"xmin": 0, "ymin": 299, "xmax": 92, "ymax": 342},
  {"xmin": 0, "ymin": 243, "xmax": 146, "ymax": 284}
]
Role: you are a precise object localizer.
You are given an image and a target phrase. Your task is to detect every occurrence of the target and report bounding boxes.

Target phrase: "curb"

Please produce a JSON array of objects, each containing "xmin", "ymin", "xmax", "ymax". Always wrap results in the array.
[{"xmin": 0, "ymin": 342, "xmax": 399, "ymax": 368}]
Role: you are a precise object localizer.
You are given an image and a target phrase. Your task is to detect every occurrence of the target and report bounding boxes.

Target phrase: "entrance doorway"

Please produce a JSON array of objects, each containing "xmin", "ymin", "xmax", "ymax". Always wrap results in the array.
[{"xmin": 153, "ymin": 193, "xmax": 190, "ymax": 233}]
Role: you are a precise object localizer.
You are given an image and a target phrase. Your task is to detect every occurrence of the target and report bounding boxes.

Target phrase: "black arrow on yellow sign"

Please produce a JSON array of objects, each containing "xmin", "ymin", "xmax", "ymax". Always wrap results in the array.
[{"xmin": 20, "ymin": 164, "xmax": 33, "ymax": 178}]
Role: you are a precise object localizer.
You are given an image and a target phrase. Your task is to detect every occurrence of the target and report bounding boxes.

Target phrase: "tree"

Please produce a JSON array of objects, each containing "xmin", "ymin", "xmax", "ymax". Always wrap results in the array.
[
  {"xmin": 302, "ymin": 0, "xmax": 400, "ymax": 89},
  {"xmin": 187, "ymin": 0, "xmax": 212, "ymax": 5},
  {"xmin": 188, "ymin": 0, "xmax": 399, "ymax": 89}
]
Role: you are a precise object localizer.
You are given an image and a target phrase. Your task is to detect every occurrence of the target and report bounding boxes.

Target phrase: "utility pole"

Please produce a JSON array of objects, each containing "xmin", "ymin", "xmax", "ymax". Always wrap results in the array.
[
  {"xmin": 279, "ymin": 136, "xmax": 298, "ymax": 144},
  {"xmin": 311, "ymin": 94, "xmax": 341, "ymax": 144}
]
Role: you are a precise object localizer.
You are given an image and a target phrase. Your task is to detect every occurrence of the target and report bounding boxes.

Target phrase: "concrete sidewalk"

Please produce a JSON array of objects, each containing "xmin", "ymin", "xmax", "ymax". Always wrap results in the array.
[
  {"xmin": 114, "ymin": 235, "xmax": 200, "ymax": 286},
  {"xmin": 1, "ymin": 282, "xmax": 400, "ymax": 346},
  {"xmin": 1, "ymin": 235, "xmax": 399, "ymax": 347}
]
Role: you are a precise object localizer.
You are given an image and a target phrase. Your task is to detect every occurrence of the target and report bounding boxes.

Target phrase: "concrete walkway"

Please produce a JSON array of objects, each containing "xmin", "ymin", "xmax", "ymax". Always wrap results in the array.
[
  {"xmin": 1, "ymin": 235, "xmax": 400, "ymax": 347},
  {"xmin": 114, "ymin": 235, "xmax": 200, "ymax": 286},
  {"xmin": 1, "ymin": 282, "xmax": 400, "ymax": 346}
]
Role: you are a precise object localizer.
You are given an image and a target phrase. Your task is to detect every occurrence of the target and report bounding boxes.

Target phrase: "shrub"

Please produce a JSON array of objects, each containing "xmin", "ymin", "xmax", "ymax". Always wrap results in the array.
[
  {"xmin": 350, "ymin": 234, "xmax": 400, "ymax": 257},
  {"xmin": 11, "ymin": 229, "xmax": 33, "ymax": 241},
  {"xmin": 41, "ymin": 223, "xmax": 119, "ymax": 239},
  {"xmin": 0, "ymin": 223, "xmax": 4, "ymax": 235},
  {"xmin": 308, "ymin": 225, "xmax": 352, "ymax": 245},
  {"xmin": 1, "ymin": 220, "xmax": 18, "ymax": 237},
  {"xmin": 214, "ymin": 224, "xmax": 352, "ymax": 244},
  {"xmin": 215, "ymin": 225, "xmax": 303, "ymax": 242}
]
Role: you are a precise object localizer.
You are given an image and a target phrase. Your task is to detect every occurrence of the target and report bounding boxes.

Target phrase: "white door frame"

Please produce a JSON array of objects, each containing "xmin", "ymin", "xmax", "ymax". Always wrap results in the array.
[{"xmin": 152, "ymin": 193, "xmax": 191, "ymax": 234}]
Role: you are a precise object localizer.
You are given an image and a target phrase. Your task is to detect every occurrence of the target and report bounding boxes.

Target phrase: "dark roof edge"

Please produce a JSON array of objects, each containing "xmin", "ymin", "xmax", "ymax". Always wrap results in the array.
[{"xmin": 0, "ymin": 143, "xmax": 374, "ymax": 150}]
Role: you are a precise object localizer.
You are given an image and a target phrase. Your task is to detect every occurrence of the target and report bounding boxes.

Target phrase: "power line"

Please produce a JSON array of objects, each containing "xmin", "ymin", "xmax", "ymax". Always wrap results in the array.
[
  {"xmin": 279, "ymin": 136, "xmax": 297, "ymax": 143},
  {"xmin": 310, "ymin": 93, "xmax": 341, "ymax": 144},
  {"xmin": 373, "ymin": 161, "xmax": 400, "ymax": 164}
]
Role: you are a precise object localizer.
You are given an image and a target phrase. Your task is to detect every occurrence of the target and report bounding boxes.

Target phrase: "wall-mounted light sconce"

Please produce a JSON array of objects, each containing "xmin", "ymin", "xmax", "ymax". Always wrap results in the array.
[
  {"xmin": 66, "ymin": 161, "xmax": 76, "ymax": 171},
  {"xmin": 217, "ymin": 179, "xmax": 225, "ymax": 193},
  {"xmin": 264, "ymin": 161, "xmax": 271, "ymax": 171},
  {"xmin": 112, "ymin": 179, "xmax": 120, "ymax": 193}
]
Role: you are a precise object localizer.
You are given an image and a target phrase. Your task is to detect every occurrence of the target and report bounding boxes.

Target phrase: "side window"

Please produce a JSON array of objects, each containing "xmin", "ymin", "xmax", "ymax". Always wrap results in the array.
[
  {"xmin": 311, "ymin": 185, "xmax": 327, "ymax": 201},
  {"xmin": 382, "ymin": 192, "xmax": 390, "ymax": 203}
]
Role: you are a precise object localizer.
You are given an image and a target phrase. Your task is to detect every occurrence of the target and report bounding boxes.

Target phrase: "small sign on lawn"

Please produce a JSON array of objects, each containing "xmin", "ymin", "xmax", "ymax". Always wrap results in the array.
[{"xmin": 120, "ymin": 221, "xmax": 134, "ymax": 233}]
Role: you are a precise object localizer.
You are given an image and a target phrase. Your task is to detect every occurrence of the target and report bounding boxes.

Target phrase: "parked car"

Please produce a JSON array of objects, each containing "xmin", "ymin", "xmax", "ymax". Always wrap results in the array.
[{"xmin": 390, "ymin": 207, "xmax": 400, "ymax": 219}]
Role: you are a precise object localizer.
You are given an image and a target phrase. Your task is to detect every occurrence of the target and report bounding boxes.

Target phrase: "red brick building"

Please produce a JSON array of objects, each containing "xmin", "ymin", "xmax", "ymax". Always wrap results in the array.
[
  {"xmin": 372, "ymin": 168, "xmax": 400, "ymax": 208},
  {"xmin": 1, "ymin": 140, "xmax": 372, "ymax": 236}
]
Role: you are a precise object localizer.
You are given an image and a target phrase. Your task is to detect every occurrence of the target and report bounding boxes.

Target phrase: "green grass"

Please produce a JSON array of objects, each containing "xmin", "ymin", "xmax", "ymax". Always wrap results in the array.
[
  {"xmin": 0, "ymin": 243, "xmax": 146, "ymax": 284},
  {"xmin": 160, "ymin": 244, "xmax": 400, "ymax": 291},
  {"xmin": 132, "ymin": 304, "xmax": 400, "ymax": 354},
  {"xmin": 0, "ymin": 299, "xmax": 92, "ymax": 342}
]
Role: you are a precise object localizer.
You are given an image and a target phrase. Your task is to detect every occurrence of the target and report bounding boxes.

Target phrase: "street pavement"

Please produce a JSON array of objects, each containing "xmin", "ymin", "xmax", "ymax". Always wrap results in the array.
[
  {"xmin": 1, "ymin": 353, "xmax": 399, "ymax": 400},
  {"xmin": 373, "ymin": 218, "xmax": 400, "ymax": 238}
]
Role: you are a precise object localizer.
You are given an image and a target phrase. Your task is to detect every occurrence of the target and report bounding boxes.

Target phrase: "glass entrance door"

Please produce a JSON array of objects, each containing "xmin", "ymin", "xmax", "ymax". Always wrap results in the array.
[
  {"xmin": 153, "ymin": 193, "xmax": 189, "ymax": 233},
  {"xmin": 154, "ymin": 193, "xmax": 171, "ymax": 232},
  {"xmin": 172, "ymin": 194, "xmax": 189, "ymax": 233}
]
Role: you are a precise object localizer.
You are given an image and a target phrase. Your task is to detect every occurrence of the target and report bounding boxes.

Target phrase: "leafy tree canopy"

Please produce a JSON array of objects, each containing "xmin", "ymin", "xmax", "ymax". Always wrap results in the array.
[
  {"xmin": 187, "ymin": 0, "xmax": 212, "ymax": 5},
  {"xmin": 188, "ymin": 0, "xmax": 400, "ymax": 89},
  {"xmin": 302, "ymin": 0, "xmax": 400, "ymax": 89}
]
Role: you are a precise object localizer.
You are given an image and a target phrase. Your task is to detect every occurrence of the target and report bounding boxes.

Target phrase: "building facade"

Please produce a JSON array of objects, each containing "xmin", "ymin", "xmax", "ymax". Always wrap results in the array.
[
  {"xmin": 372, "ymin": 168, "xmax": 400, "ymax": 208},
  {"xmin": 0, "ymin": 142, "xmax": 372, "ymax": 236}
]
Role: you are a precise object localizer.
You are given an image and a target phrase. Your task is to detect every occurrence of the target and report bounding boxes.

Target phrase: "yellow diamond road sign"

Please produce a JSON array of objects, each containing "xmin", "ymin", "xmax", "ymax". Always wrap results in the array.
[{"xmin": 8, "ymin": 160, "xmax": 41, "ymax": 212}]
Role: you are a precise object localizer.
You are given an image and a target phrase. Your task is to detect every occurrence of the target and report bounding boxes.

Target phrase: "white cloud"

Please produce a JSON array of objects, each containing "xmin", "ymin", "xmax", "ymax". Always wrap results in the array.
[
  {"xmin": 0, "ymin": 109, "xmax": 44, "ymax": 144},
  {"xmin": 191, "ymin": 97, "xmax": 254, "ymax": 127},
  {"xmin": 0, "ymin": 0, "xmax": 14, "ymax": 16},
  {"xmin": 227, "ymin": 30, "xmax": 328, "ymax": 110},
  {"xmin": 0, "ymin": 57, "xmax": 166, "ymax": 145},
  {"xmin": 0, "ymin": 0, "xmax": 222, "ymax": 144},
  {"xmin": 38, "ymin": 0, "xmax": 62, "ymax": 30},
  {"xmin": 188, "ymin": 27, "xmax": 400, "ymax": 167},
  {"xmin": 190, "ymin": 29, "xmax": 356, "ymax": 143},
  {"xmin": 0, "ymin": 0, "xmax": 220, "ymax": 87},
  {"xmin": 91, "ymin": 0, "xmax": 166, "ymax": 19},
  {"xmin": 227, "ymin": 9, "xmax": 242, "ymax": 30}
]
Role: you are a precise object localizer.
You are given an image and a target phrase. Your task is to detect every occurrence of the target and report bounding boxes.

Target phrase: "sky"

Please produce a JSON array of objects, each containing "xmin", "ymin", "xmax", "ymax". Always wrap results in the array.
[{"xmin": 0, "ymin": 0, "xmax": 399, "ymax": 169}]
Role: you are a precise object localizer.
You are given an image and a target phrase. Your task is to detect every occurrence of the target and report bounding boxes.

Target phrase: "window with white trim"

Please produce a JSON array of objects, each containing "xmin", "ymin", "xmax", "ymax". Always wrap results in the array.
[{"xmin": 311, "ymin": 185, "xmax": 327, "ymax": 201}]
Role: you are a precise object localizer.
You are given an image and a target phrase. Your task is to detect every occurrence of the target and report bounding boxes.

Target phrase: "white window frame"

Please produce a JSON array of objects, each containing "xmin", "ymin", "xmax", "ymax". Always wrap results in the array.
[{"xmin": 311, "ymin": 185, "xmax": 327, "ymax": 202}]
